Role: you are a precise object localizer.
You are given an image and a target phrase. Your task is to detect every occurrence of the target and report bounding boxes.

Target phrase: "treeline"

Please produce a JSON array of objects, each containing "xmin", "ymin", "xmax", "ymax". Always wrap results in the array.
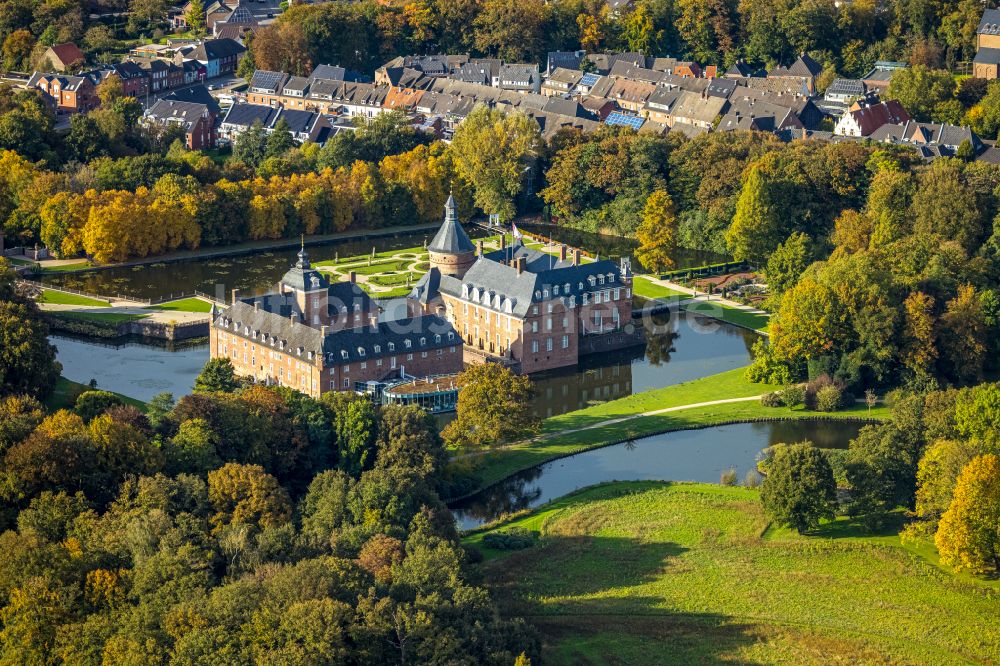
[
  {"xmin": 762, "ymin": 382, "xmax": 1000, "ymax": 575},
  {"xmin": 0, "ymin": 108, "xmax": 474, "ymax": 262},
  {"xmin": 0, "ymin": 359, "xmax": 535, "ymax": 662},
  {"xmin": 250, "ymin": 0, "xmax": 983, "ymax": 78}
]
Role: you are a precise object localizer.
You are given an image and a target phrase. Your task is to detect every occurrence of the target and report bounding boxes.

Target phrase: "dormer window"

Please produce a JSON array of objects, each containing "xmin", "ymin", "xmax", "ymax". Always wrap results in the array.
[
  {"xmin": 564, "ymin": 283, "xmax": 571, "ymax": 293},
  {"xmin": 374, "ymin": 345, "xmax": 381, "ymax": 354},
  {"xmin": 448, "ymin": 332, "xmax": 454, "ymax": 340},
  {"xmin": 553, "ymin": 285, "xmax": 559, "ymax": 295},
  {"xmin": 404, "ymin": 339, "xmax": 412, "ymax": 348},
  {"xmin": 297, "ymin": 347, "xmax": 304, "ymax": 355},
  {"xmin": 358, "ymin": 347, "xmax": 365, "ymax": 356},
  {"xmin": 543, "ymin": 289, "xmax": 549, "ymax": 299},
  {"xmin": 535, "ymin": 290, "xmax": 541, "ymax": 299},
  {"xmin": 599, "ymin": 275, "xmax": 605, "ymax": 285},
  {"xmin": 341, "ymin": 350, "xmax": 349, "ymax": 359},
  {"xmin": 420, "ymin": 337, "xmax": 426, "ymax": 345},
  {"xmin": 388, "ymin": 342, "xmax": 395, "ymax": 352},
  {"xmin": 434, "ymin": 334, "xmax": 441, "ymax": 343}
]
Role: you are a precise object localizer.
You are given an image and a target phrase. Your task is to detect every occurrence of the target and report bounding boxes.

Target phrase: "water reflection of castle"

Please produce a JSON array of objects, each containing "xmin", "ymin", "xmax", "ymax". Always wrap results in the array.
[{"xmin": 529, "ymin": 344, "xmax": 644, "ymax": 418}]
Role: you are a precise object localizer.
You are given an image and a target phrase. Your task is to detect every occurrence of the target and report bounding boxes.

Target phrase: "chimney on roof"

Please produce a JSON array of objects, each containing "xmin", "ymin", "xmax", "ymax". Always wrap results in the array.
[
  {"xmin": 254, "ymin": 301, "xmax": 259, "ymax": 311},
  {"xmin": 320, "ymin": 325, "xmax": 328, "ymax": 338},
  {"xmin": 559, "ymin": 244, "xmax": 568, "ymax": 261},
  {"xmin": 573, "ymin": 249, "xmax": 581, "ymax": 266},
  {"xmin": 348, "ymin": 271, "xmax": 356, "ymax": 283},
  {"xmin": 477, "ymin": 239, "xmax": 483, "ymax": 256},
  {"xmin": 231, "ymin": 288, "xmax": 239, "ymax": 304},
  {"xmin": 516, "ymin": 256, "xmax": 526, "ymax": 274}
]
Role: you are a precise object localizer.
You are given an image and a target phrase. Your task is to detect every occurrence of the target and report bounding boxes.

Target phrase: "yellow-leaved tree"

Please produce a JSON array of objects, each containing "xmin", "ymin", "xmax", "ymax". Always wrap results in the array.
[
  {"xmin": 634, "ymin": 189, "xmax": 677, "ymax": 275},
  {"xmin": 935, "ymin": 454, "xmax": 1000, "ymax": 575}
]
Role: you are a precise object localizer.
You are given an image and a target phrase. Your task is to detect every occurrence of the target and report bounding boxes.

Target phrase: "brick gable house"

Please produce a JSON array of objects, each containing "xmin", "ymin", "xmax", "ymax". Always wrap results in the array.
[
  {"xmin": 143, "ymin": 99, "xmax": 217, "ymax": 149},
  {"xmin": 27, "ymin": 72, "xmax": 98, "ymax": 114},
  {"xmin": 42, "ymin": 43, "xmax": 86, "ymax": 72}
]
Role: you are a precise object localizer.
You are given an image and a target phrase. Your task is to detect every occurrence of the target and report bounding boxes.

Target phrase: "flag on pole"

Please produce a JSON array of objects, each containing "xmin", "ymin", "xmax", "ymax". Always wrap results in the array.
[{"xmin": 512, "ymin": 223, "xmax": 523, "ymax": 241}]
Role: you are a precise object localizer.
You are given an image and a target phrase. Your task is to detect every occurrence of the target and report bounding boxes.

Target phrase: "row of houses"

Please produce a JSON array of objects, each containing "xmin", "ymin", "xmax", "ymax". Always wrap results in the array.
[{"xmin": 27, "ymin": 38, "xmax": 246, "ymax": 115}]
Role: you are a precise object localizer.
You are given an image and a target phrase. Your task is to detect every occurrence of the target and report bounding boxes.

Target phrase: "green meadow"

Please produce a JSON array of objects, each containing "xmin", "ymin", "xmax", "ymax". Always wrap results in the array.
[{"xmin": 468, "ymin": 482, "xmax": 1000, "ymax": 665}]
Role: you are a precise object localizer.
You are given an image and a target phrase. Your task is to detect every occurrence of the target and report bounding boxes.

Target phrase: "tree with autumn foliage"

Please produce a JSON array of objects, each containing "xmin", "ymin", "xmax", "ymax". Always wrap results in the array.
[
  {"xmin": 935, "ymin": 454, "xmax": 1000, "ymax": 575},
  {"xmin": 634, "ymin": 189, "xmax": 677, "ymax": 274}
]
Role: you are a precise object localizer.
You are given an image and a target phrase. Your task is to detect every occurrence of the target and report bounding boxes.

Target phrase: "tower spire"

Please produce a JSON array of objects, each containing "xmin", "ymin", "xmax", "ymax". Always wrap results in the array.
[{"xmin": 296, "ymin": 235, "xmax": 310, "ymax": 269}]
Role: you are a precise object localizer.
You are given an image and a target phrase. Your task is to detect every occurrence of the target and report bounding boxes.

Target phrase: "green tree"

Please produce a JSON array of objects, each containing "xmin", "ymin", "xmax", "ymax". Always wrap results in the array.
[
  {"xmin": 471, "ymin": 0, "xmax": 548, "ymax": 62},
  {"xmin": 761, "ymin": 442, "xmax": 837, "ymax": 534},
  {"xmin": 74, "ymin": 390, "xmax": 124, "ymax": 423},
  {"xmin": 0, "ymin": 261, "xmax": 59, "ymax": 400},
  {"xmin": 725, "ymin": 164, "xmax": 782, "ymax": 263},
  {"xmin": 914, "ymin": 438, "xmax": 980, "ymax": 526},
  {"xmin": 165, "ymin": 418, "xmax": 221, "ymax": 475},
  {"xmin": 194, "ymin": 358, "xmax": 241, "ymax": 394},
  {"xmin": 935, "ymin": 454, "xmax": 1000, "ymax": 574},
  {"xmin": 265, "ymin": 118, "xmax": 296, "ymax": 159},
  {"xmin": 0, "ymin": 394, "xmax": 44, "ymax": 456},
  {"xmin": 448, "ymin": 105, "xmax": 539, "ymax": 221},
  {"xmin": 885, "ymin": 65, "xmax": 956, "ymax": 122},
  {"xmin": 322, "ymin": 392, "xmax": 377, "ymax": 477},
  {"xmin": 845, "ymin": 425, "xmax": 920, "ymax": 530},
  {"xmin": 441, "ymin": 363, "xmax": 539, "ymax": 449},
  {"xmin": 232, "ymin": 120, "xmax": 268, "ymax": 169},
  {"xmin": 186, "ymin": 0, "xmax": 206, "ymax": 36},
  {"xmin": 765, "ymin": 231, "xmax": 810, "ymax": 302},
  {"xmin": 622, "ymin": 4, "xmax": 658, "ymax": 55},
  {"xmin": 634, "ymin": 189, "xmax": 677, "ymax": 274},
  {"xmin": 207, "ymin": 462, "xmax": 292, "ymax": 533}
]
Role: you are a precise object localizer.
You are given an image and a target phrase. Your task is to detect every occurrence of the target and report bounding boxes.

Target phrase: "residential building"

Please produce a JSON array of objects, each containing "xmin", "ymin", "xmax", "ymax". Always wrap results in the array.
[
  {"xmin": 27, "ymin": 72, "xmax": 98, "ymax": 114},
  {"xmin": 210, "ymin": 246, "xmax": 462, "ymax": 397},
  {"xmin": 546, "ymin": 50, "xmax": 585, "ymax": 75},
  {"xmin": 139, "ymin": 58, "xmax": 171, "ymax": 92},
  {"xmin": 218, "ymin": 103, "xmax": 280, "ymax": 141},
  {"xmin": 668, "ymin": 90, "xmax": 727, "ymax": 129},
  {"xmin": 144, "ymin": 99, "xmax": 217, "ymax": 149},
  {"xmin": 498, "ymin": 64, "xmax": 541, "ymax": 94},
  {"xmin": 834, "ymin": 99, "xmax": 910, "ymax": 137},
  {"xmin": 540, "ymin": 67, "xmax": 583, "ymax": 97},
  {"xmin": 767, "ymin": 53, "xmax": 823, "ymax": 95},
  {"xmin": 867, "ymin": 121, "xmax": 982, "ymax": 159},
  {"xmin": 109, "ymin": 61, "xmax": 149, "ymax": 98},
  {"xmin": 41, "ymin": 43, "xmax": 86, "ymax": 72},
  {"xmin": 185, "ymin": 38, "xmax": 245, "ymax": 78}
]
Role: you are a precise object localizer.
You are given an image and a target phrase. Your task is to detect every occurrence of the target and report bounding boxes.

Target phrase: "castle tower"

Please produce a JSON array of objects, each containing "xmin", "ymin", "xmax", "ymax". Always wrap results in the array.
[{"xmin": 427, "ymin": 194, "xmax": 476, "ymax": 278}]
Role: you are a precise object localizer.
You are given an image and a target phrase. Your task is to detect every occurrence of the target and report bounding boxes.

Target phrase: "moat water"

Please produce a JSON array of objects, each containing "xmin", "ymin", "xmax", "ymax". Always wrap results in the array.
[
  {"xmin": 38, "ymin": 225, "xmax": 726, "ymax": 301},
  {"xmin": 449, "ymin": 420, "xmax": 868, "ymax": 530},
  {"xmin": 52, "ymin": 311, "xmax": 756, "ymax": 411}
]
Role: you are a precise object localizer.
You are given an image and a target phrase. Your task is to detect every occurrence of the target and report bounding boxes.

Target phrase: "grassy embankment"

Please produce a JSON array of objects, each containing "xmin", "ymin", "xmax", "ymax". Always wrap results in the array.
[
  {"xmin": 149, "ymin": 297, "xmax": 214, "ymax": 313},
  {"xmin": 45, "ymin": 377, "xmax": 147, "ymax": 413},
  {"xmin": 461, "ymin": 368, "xmax": 890, "ymax": 493},
  {"xmin": 631, "ymin": 276, "xmax": 688, "ymax": 300},
  {"xmin": 468, "ymin": 481, "xmax": 1000, "ymax": 665},
  {"xmin": 39, "ymin": 289, "xmax": 110, "ymax": 307},
  {"xmin": 684, "ymin": 299, "xmax": 770, "ymax": 331}
]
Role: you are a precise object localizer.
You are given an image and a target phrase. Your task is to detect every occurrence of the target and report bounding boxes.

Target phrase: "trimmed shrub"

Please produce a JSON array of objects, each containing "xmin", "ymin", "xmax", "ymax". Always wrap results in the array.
[
  {"xmin": 74, "ymin": 390, "xmax": 125, "ymax": 423},
  {"xmin": 482, "ymin": 527, "xmax": 535, "ymax": 550},
  {"xmin": 780, "ymin": 386, "xmax": 805, "ymax": 408},
  {"xmin": 760, "ymin": 392, "xmax": 782, "ymax": 407},
  {"xmin": 816, "ymin": 384, "xmax": 845, "ymax": 412},
  {"xmin": 743, "ymin": 470, "xmax": 762, "ymax": 488}
]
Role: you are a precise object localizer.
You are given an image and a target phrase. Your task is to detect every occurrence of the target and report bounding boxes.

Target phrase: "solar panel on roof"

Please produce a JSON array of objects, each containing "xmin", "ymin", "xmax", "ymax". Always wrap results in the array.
[
  {"xmin": 252, "ymin": 70, "xmax": 283, "ymax": 90},
  {"xmin": 580, "ymin": 73, "xmax": 601, "ymax": 86},
  {"xmin": 604, "ymin": 112, "xmax": 644, "ymax": 130}
]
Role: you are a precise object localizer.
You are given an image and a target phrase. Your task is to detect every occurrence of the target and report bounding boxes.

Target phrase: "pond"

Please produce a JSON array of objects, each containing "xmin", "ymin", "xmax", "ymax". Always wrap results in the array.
[
  {"xmin": 52, "ymin": 334, "xmax": 208, "ymax": 403},
  {"xmin": 49, "ymin": 311, "xmax": 755, "ymax": 420},
  {"xmin": 449, "ymin": 420, "xmax": 868, "ymax": 530}
]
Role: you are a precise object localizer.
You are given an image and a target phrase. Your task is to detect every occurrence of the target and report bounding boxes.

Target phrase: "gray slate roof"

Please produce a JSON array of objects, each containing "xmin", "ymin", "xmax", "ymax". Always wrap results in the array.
[
  {"xmin": 221, "ymin": 102, "xmax": 279, "ymax": 128},
  {"xmin": 427, "ymin": 196, "xmax": 475, "ymax": 254}
]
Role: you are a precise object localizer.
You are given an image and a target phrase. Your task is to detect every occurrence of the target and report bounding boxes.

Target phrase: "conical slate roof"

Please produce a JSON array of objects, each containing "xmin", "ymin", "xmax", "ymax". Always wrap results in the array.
[{"xmin": 428, "ymin": 195, "xmax": 475, "ymax": 254}]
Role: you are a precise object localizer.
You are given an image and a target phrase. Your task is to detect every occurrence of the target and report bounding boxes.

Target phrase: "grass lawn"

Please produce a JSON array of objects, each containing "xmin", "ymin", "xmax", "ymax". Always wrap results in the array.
[
  {"xmin": 150, "ymin": 297, "xmax": 214, "ymax": 313},
  {"xmin": 340, "ymin": 259, "xmax": 417, "ymax": 276},
  {"xmin": 685, "ymin": 299, "xmax": 770, "ymax": 331},
  {"xmin": 39, "ymin": 261, "xmax": 92, "ymax": 273},
  {"xmin": 39, "ymin": 289, "xmax": 110, "ymax": 307},
  {"xmin": 45, "ymin": 376, "xmax": 147, "ymax": 413},
  {"xmin": 50, "ymin": 311, "xmax": 149, "ymax": 325},
  {"xmin": 631, "ymin": 276, "xmax": 688, "ymax": 300},
  {"xmin": 456, "ymin": 368, "xmax": 891, "ymax": 494},
  {"xmin": 368, "ymin": 272, "xmax": 420, "ymax": 287},
  {"xmin": 469, "ymin": 482, "xmax": 1000, "ymax": 665},
  {"xmin": 368, "ymin": 286, "xmax": 413, "ymax": 299}
]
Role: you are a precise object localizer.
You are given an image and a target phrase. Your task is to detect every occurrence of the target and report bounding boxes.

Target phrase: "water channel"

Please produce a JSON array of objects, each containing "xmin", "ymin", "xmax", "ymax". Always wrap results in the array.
[
  {"xmin": 52, "ymin": 310, "xmax": 755, "ymax": 416},
  {"xmin": 450, "ymin": 420, "xmax": 868, "ymax": 530}
]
